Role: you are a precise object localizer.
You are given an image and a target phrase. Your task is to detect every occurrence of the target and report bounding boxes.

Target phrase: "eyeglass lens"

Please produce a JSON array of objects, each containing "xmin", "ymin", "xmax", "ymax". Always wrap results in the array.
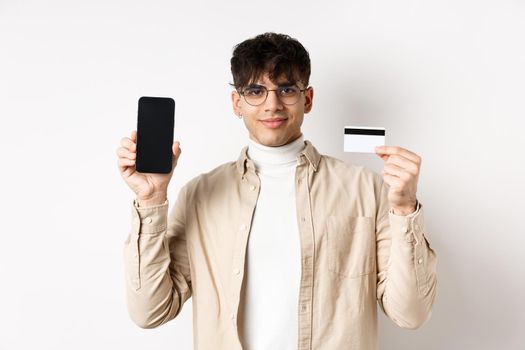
[{"xmin": 241, "ymin": 85, "xmax": 302, "ymax": 106}]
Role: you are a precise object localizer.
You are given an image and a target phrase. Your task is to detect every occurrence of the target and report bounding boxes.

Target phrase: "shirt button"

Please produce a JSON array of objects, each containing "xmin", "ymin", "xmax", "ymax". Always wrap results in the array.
[
  {"xmin": 301, "ymin": 305, "xmax": 307, "ymax": 312},
  {"xmin": 402, "ymin": 226, "xmax": 409, "ymax": 233},
  {"xmin": 250, "ymin": 185, "xmax": 256, "ymax": 191},
  {"xmin": 297, "ymin": 179, "xmax": 302, "ymax": 185},
  {"xmin": 143, "ymin": 217, "xmax": 152, "ymax": 224},
  {"xmin": 240, "ymin": 224, "xmax": 247, "ymax": 230},
  {"xmin": 301, "ymin": 217, "xmax": 306, "ymax": 222},
  {"xmin": 230, "ymin": 313, "xmax": 235, "ymax": 320},
  {"xmin": 233, "ymin": 268, "xmax": 240, "ymax": 275},
  {"xmin": 406, "ymin": 234, "xmax": 414, "ymax": 243},
  {"xmin": 418, "ymin": 258, "xmax": 423, "ymax": 264}
]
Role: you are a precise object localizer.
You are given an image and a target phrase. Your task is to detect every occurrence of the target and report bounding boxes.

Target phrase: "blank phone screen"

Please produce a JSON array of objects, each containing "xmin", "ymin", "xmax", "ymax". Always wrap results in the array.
[{"xmin": 136, "ymin": 96, "xmax": 175, "ymax": 174}]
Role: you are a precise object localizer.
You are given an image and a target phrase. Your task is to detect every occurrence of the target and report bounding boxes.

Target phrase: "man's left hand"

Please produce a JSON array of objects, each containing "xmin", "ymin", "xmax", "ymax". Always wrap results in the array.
[{"xmin": 375, "ymin": 146, "xmax": 421, "ymax": 216}]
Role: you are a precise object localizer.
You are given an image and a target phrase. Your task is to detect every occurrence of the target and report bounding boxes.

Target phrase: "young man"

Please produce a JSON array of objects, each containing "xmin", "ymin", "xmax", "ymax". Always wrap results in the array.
[{"xmin": 116, "ymin": 32, "xmax": 437, "ymax": 350}]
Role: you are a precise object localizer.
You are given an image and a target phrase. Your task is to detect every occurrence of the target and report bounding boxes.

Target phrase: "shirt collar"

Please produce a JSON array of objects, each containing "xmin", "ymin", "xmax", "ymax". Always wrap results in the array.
[{"xmin": 236, "ymin": 139, "xmax": 321, "ymax": 176}]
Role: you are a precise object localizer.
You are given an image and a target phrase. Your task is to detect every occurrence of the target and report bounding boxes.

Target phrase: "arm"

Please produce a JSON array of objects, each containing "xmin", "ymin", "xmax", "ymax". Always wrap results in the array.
[
  {"xmin": 375, "ymin": 176, "xmax": 437, "ymax": 329},
  {"xmin": 123, "ymin": 185, "xmax": 192, "ymax": 329}
]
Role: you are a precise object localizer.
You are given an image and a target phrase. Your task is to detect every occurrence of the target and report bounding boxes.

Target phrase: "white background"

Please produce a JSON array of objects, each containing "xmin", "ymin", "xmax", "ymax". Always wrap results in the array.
[{"xmin": 1, "ymin": 0, "xmax": 524, "ymax": 349}]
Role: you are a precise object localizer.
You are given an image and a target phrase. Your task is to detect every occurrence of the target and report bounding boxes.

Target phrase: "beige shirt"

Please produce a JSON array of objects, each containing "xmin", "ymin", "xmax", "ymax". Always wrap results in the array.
[{"xmin": 123, "ymin": 140, "xmax": 437, "ymax": 350}]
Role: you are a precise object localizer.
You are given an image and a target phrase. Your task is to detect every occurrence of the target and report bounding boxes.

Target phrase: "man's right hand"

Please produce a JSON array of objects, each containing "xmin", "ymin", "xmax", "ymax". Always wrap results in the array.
[{"xmin": 116, "ymin": 130, "xmax": 182, "ymax": 207}]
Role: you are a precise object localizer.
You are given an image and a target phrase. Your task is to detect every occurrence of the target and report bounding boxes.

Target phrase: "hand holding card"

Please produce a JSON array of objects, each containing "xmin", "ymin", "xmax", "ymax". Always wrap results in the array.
[{"xmin": 375, "ymin": 145, "xmax": 421, "ymax": 216}]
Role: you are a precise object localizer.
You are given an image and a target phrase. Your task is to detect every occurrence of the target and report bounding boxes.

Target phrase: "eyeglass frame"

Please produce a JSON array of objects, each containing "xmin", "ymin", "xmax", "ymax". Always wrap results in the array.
[{"xmin": 236, "ymin": 83, "xmax": 309, "ymax": 106}]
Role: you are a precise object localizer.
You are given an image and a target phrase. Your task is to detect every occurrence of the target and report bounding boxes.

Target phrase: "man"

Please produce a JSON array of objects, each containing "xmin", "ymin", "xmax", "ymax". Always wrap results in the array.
[{"xmin": 116, "ymin": 32, "xmax": 437, "ymax": 350}]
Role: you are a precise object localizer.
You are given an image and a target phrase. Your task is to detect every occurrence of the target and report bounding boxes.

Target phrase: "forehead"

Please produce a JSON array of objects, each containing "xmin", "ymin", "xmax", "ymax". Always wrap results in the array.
[{"xmin": 250, "ymin": 73, "xmax": 296, "ymax": 86}]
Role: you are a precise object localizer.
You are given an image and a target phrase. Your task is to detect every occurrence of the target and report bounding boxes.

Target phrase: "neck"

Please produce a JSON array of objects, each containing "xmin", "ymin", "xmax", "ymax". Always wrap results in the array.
[{"xmin": 247, "ymin": 135, "xmax": 305, "ymax": 172}]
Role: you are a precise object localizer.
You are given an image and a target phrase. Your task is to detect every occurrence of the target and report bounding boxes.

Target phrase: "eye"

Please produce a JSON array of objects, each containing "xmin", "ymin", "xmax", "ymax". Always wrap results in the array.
[
  {"xmin": 244, "ymin": 87, "xmax": 264, "ymax": 96},
  {"xmin": 279, "ymin": 86, "xmax": 298, "ymax": 96}
]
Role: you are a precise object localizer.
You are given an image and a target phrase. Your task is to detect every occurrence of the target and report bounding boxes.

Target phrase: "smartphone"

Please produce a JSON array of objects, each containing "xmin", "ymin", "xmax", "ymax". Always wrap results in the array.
[{"xmin": 136, "ymin": 96, "xmax": 175, "ymax": 174}]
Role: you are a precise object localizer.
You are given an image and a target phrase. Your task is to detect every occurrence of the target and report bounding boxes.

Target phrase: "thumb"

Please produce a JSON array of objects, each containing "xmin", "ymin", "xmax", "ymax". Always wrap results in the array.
[
  {"xmin": 376, "ymin": 153, "xmax": 388, "ymax": 161},
  {"xmin": 173, "ymin": 141, "xmax": 181, "ymax": 156},
  {"xmin": 172, "ymin": 141, "xmax": 181, "ymax": 169}
]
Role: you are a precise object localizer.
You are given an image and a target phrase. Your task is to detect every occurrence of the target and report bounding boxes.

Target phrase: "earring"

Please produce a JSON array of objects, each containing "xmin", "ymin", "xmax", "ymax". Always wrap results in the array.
[{"xmin": 238, "ymin": 113, "xmax": 243, "ymax": 119}]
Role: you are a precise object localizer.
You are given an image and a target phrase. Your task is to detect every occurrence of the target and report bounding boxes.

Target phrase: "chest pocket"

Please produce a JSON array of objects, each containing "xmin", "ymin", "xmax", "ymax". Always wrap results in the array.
[{"xmin": 326, "ymin": 216, "xmax": 375, "ymax": 278}]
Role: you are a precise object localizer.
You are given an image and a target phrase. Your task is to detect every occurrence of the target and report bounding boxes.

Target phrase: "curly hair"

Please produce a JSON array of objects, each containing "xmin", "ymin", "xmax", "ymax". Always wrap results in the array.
[{"xmin": 230, "ymin": 32, "xmax": 311, "ymax": 90}]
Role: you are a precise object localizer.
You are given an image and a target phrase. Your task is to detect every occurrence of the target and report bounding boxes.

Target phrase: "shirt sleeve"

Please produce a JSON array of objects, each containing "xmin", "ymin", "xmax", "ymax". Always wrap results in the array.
[
  {"xmin": 123, "ymin": 186, "xmax": 192, "ymax": 328},
  {"xmin": 375, "ymin": 175, "xmax": 437, "ymax": 329}
]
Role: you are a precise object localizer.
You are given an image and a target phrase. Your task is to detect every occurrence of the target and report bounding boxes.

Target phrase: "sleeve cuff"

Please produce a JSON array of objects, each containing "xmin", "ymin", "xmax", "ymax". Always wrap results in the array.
[
  {"xmin": 389, "ymin": 200, "xmax": 421, "ymax": 217},
  {"xmin": 133, "ymin": 198, "xmax": 168, "ymax": 209},
  {"xmin": 388, "ymin": 201, "xmax": 425, "ymax": 243},
  {"xmin": 131, "ymin": 199, "xmax": 169, "ymax": 234}
]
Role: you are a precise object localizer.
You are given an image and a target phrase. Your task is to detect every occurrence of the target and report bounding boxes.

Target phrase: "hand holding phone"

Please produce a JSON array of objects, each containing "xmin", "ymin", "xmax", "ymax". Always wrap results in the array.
[{"xmin": 116, "ymin": 97, "xmax": 181, "ymax": 206}]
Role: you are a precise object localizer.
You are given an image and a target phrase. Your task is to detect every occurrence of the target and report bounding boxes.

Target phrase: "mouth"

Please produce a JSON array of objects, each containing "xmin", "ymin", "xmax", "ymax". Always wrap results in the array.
[{"xmin": 260, "ymin": 118, "xmax": 287, "ymax": 129}]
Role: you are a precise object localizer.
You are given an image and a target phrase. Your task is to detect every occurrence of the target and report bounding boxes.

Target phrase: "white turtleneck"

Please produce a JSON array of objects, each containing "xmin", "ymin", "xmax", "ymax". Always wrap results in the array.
[{"xmin": 239, "ymin": 135, "xmax": 306, "ymax": 350}]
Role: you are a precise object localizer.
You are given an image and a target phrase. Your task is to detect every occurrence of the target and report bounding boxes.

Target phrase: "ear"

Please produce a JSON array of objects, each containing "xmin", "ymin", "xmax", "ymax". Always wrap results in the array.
[
  {"xmin": 303, "ymin": 86, "xmax": 314, "ymax": 113},
  {"xmin": 231, "ymin": 90, "xmax": 242, "ymax": 116}
]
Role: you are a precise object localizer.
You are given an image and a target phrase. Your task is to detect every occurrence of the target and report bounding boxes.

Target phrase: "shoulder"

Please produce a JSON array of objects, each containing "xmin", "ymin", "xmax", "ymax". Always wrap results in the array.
[{"xmin": 321, "ymin": 153, "xmax": 380, "ymax": 180}]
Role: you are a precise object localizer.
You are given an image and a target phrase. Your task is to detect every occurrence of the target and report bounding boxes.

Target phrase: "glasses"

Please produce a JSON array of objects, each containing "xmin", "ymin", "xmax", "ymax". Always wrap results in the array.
[{"xmin": 238, "ymin": 84, "xmax": 307, "ymax": 106}]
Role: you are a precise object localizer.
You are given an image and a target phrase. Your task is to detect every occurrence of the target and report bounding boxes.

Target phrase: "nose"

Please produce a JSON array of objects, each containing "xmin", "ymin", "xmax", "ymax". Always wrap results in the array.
[{"xmin": 264, "ymin": 89, "xmax": 284, "ymax": 112}]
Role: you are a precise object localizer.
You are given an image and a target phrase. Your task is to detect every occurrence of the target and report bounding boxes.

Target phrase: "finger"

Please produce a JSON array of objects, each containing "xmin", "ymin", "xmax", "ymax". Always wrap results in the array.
[
  {"xmin": 119, "ymin": 163, "xmax": 136, "ymax": 179},
  {"xmin": 131, "ymin": 130, "xmax": 137, "ymax": 142},
  {"xmin": 383, "ymin": 163, "xmax": 412, "ymax": 182},
  {"xmin": 118, "ymin": 157, "xmax": 135, "ymax": 167},
  {"xmin": 384, "ymin": 154, "xmax": 419, "ymax": 175},
  {"xmin": 120, "ymin": 136, "xmax": 136, "ymax": 152},
  {"xmin": 382, "ymin": 173, "xmax": 404, "ymax": 190},
  {"xmin": 118, "ymin": 158, "xmax": 136, "ymax": 174},
  {"xmin": 375, "ymin": 146, "xmax": 420, "ymax": 164},
  {"xmin": 116, "ymin": 147, "xmax": 136, "ymax": 160}
]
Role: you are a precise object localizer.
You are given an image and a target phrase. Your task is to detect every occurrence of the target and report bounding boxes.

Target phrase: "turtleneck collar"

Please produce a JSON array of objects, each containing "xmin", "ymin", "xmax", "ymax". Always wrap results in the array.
[{"xmin": 247, "ymin": 135, "xmax": 306, "ymax": 172}]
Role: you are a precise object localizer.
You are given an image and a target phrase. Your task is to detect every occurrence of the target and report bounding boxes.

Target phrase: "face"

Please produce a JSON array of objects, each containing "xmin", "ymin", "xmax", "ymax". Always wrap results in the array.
[{"xmin": 231, "ymin": 72, "xmax": 314, "ymax": 147}]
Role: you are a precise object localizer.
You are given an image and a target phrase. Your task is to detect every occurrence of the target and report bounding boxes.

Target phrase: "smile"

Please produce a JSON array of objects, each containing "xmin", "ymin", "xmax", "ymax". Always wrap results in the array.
[{"xmin": 261, "ymin": 118, "xmax": 287, "ymax": 129}]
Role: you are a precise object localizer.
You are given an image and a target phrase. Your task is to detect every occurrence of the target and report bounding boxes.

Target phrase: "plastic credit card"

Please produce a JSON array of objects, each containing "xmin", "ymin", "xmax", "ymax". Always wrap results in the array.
[{"xmin": 344, "ymin": 126, "xmax": 386, "ymax": 153}]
